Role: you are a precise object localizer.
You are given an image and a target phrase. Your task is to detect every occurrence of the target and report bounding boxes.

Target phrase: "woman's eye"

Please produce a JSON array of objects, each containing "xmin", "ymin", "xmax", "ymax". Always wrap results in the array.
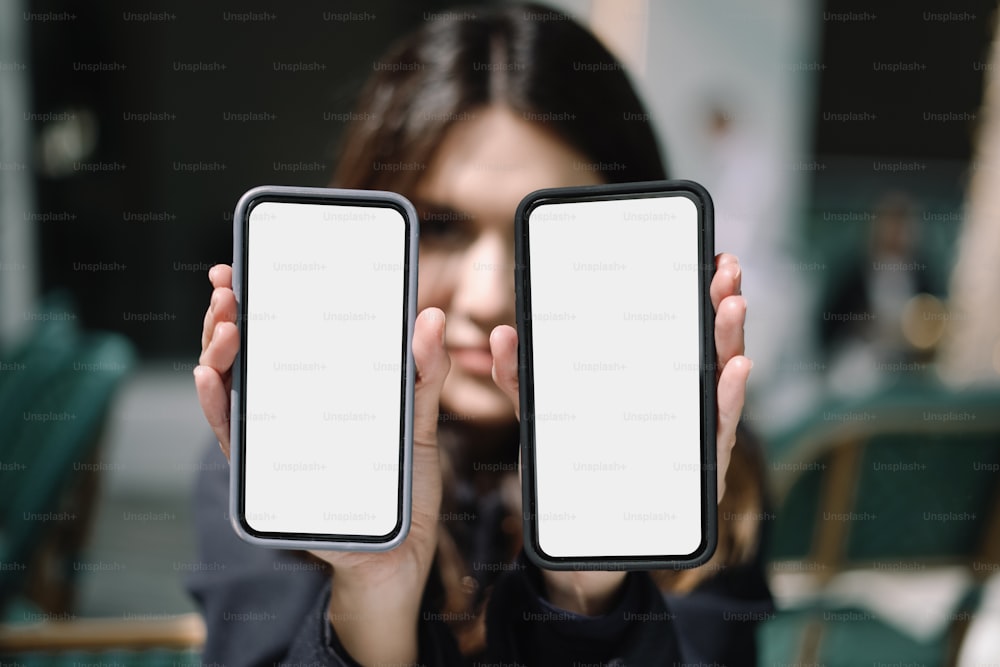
[
  {"xmin": 417, "ymin": 209, "xmax": 474, "ymax": 247},
  {"xmin": 421, "ymin": 220, "xmax": 462, "ymax": 239}
]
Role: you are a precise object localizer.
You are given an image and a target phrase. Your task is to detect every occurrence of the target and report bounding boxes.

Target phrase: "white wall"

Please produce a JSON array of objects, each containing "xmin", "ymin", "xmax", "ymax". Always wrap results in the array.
[
  {"xmin": 536, "ymin": 0, "xmax": 825, "ymax": 433},
  {"xmin": 0, "ymin": 0, "xmax": 38, "ymax": 348}
]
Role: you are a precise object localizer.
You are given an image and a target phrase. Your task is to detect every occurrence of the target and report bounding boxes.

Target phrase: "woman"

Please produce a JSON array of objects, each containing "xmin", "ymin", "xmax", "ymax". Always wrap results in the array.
[{"xmin": 191, "ymin": 4, "xmax": 772, "ymax": 665}]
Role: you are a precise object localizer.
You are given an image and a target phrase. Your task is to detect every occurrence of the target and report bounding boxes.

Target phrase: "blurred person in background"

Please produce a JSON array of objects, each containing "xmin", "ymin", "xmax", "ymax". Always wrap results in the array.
[
  {"xmin": 819, "ymin": 191, "xmax": 937, "ymax": 395},
  {"xmin": 191, "ymin": 5, "xmax": 772, "ymax": 665}
]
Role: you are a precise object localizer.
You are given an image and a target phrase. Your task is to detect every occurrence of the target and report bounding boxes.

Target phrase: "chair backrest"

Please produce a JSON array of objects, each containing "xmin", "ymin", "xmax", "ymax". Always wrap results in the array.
[
  {"xmin": 767, "ymin": 383, "xmax": 1000, "ymax": 580},
  {"xmin": 0, "ymin": 294, "xmax": 135, "ymax": 612},
  {"xmin": 0, "ymin": 611, "xmax": 205, "ymax": 663}
]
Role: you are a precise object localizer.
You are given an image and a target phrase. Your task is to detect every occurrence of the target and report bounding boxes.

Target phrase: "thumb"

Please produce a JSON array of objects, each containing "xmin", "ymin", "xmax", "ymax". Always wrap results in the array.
[
  {"xmin": 411, "ymin": 308, "xmax": 450, "ymax": 449},
  {"xmin": 489, "ymin": 325, "xmax": 520, "ymax": 422}
]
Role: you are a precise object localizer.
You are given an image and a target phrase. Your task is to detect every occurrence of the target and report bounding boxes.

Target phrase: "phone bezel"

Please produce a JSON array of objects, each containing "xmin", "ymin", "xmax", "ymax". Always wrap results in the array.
[
  {"xmin": 229, "ymin": 185, "xmax": 419, "ymax": 551},
  {"xmin": 514, "ymin": 179, "xmax": 718, "ymax": 570}
]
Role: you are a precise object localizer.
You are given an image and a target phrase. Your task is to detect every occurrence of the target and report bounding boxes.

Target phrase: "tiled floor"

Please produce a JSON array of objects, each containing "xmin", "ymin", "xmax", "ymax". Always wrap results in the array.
[
  {"xmin": 74, "ymin": 362, "xmax": 213, "ymax": 617},
  {"xmin": 76, "ymin": 494, "xmax": 199, "ymax": 617}
]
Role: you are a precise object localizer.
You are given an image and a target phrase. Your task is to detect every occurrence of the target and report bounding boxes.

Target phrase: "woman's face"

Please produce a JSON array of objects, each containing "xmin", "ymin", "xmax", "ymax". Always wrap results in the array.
[{"xmin": 412, "ymin": 105, "xmax": 602, "ymax": 424}]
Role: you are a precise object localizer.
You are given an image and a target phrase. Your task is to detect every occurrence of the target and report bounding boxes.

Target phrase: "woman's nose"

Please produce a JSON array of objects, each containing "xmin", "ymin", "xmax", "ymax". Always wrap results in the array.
[{"xmin": 452, "ymin": 230, "xmax": 514, "ymax": 327}]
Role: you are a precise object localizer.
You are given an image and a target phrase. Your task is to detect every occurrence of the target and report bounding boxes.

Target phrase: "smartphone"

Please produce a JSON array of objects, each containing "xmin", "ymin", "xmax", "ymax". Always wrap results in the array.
[
  {"xmin": 229, "ymin": 185, "xmax": 418, "ymax": 550},
  {"xmin": 515, "ymin": 180, "xmax": 717, "ymax": 570}
]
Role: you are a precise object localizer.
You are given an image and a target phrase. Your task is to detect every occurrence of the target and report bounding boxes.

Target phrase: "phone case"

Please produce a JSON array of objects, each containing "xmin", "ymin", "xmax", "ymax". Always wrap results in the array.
[
  {"xmin": 229, "ymin": 185, "xmax": 419, "ymax": 550},
  {"xmin": 514, "ymin": 179, "xmax": 718, "ymax": 570}
]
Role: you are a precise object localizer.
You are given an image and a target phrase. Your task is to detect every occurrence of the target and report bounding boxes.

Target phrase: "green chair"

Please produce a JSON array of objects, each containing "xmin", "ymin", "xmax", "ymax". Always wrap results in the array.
[
  {"xmin": 0, "ymin": 613, "xmax": 205, "ymax": 665},
  {"xmin": 760, "ymin": 383, "xmax": 1000, "ymax": 666},
  {"xmin": 0, "ymin": 292, "xmax": 135, "ymax": 615},
  {"xmin": 0, "ymin": 294, "xmax": 210, "ymax": 664}
]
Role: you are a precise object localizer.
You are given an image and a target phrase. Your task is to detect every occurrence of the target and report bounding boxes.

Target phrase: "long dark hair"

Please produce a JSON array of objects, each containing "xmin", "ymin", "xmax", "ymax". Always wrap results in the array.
[
  {"xmin": 331, "ymin": 3, "xmax": 667, "ymax": 193},
  {"xmin": 327, "ymin": 3, "xmax": 763, "ymax": 656}
]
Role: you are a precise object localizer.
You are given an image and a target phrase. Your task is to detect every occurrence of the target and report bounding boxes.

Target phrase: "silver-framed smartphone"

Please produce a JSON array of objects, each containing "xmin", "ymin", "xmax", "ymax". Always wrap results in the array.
[
  {"xmin": 229, "ymin": 185, "xmax": 418, "ymax": 551},
  {"xmin": 515, "ymin": 180, "xmax": 717, "ymax": 570}
]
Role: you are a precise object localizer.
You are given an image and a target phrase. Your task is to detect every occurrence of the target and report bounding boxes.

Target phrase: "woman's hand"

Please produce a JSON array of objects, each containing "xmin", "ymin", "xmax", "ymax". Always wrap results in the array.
[
  {"xmin": 488, "ymin": 252, "xmax": 750, "ymax": 616},
  {"xmin": 192, "ymin": 264, "xmax": 451, "ymax": 665}
]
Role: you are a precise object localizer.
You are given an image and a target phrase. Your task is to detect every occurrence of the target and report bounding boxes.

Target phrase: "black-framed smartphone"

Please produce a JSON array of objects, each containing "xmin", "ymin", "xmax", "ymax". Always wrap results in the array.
[
  {"xmin": 229, "ymin": 185, "xmax": 419, "ymax": 550},
  {"xmin": 515, "ymin": 180, "xmax": 717, "ymax": 570}
]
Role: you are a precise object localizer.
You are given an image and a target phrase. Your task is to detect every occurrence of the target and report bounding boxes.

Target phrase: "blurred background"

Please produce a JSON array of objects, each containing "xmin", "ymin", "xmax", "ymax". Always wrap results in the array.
[{"xmin": 1, "ymin": 0, "xmax": 998, "ymax": 664}]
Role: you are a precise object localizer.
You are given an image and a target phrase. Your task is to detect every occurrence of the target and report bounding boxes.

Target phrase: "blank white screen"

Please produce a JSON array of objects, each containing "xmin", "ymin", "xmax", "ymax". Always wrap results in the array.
[
  {"xmin": 528, "ymin": 195, "xmax": 704, "ymax": 558},
  {"xmin": 243, "ymin": 201, "xmax": 405, "ymax": 537}
]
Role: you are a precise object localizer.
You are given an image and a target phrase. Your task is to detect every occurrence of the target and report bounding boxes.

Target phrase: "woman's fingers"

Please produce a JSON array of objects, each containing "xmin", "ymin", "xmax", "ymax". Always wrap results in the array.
[
  {"xmin": 201, "ymin": 287, "xmax": 237, "ymax": 352},
  {"xmin": 710, "ymin": 253, "xmax": 741, "ymax": 312},
  {"xmin": 199, "ymin": 321, "xmax": 239, "ymax": 373},
  {"xmin": 711, "ymin": 253, "xmax": 749, "ymax": 500},
  {"xmin": 489, "ymin": 325, "xmax": 520, "ymax": 422},
  {"xmin": 195, "ymin": 265, "xmax": 238, "ymax": 457},
  {"xmin": 715, "ymin": 294, "xmax": 747, "ymax": 372},
  {"xmin": 201, "ymin": 265, "xmax": 235, "ymax": 351},
  {"xmin": 194, "ymin": 364, "xmax": 232, "ymax": 458},
  {"xmin": 195, "ymin": 314, "xmax": 238, "ymax": 458},
  {"xmin": 209, "ymin": 264, "xmax": 232, "ymax": 290},
  {"xmin": 715, "ymin": 354, "xmax": 751, "ymax": 500}
]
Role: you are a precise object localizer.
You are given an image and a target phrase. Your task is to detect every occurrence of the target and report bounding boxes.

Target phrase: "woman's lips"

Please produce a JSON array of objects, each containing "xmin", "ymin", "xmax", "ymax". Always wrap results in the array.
[{"xmin": 448, "ymin": 346, "xmax": 494, "ymax": 376}]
